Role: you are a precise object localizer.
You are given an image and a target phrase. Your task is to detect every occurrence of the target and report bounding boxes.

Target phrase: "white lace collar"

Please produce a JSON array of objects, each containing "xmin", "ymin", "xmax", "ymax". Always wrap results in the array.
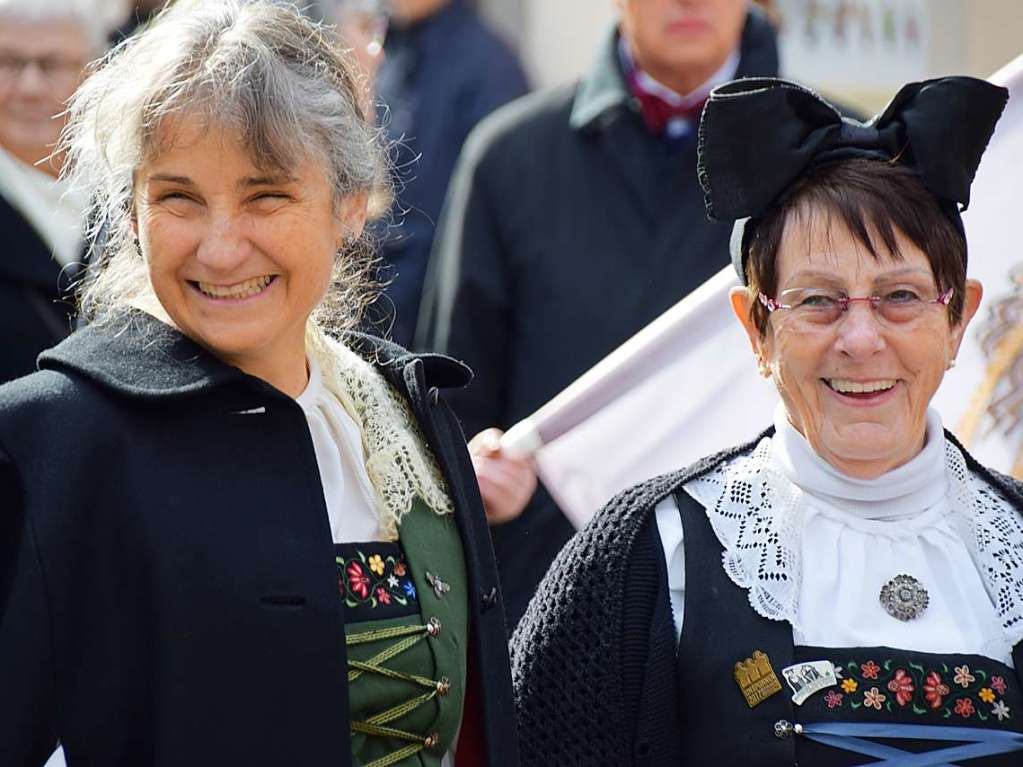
[
  {"xmin": 686, "ymin": 428, "xmax": 1023, "ymax": 646},
  {"xmin": 305, "ymin": 325, "xmax": 453, "ymax": 540}
]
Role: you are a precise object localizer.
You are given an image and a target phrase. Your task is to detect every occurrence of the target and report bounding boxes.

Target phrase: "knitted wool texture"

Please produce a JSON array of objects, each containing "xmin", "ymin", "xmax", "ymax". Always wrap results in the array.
[{"xmin": 509, "ymin": 437, "xmax": 755, "ymax": 765}]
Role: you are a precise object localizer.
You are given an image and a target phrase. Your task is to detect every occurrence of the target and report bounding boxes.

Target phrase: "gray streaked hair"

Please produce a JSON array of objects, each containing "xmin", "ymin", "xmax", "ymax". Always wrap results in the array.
[
  {"xmin": 0, "ymin": 0, "xmax": 123, "ymax": 52},
  {"xmin": 61, "ymin": 0, "xmax": 391, "ymax": 335}
]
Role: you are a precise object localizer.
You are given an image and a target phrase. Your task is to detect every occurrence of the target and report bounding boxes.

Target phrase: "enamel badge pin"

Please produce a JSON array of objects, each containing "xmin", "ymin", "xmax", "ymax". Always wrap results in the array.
[
  {"xmin": 734, "ymin": 650, "xmax": 783, "ymax": 708},
  {"xmin": 782, "ymin": 660, "xmax": 839, "ymax": 706}
]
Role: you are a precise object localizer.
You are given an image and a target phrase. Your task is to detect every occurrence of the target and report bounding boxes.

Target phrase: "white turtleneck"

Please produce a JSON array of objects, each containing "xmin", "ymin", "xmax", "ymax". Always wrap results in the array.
[
  {"xmin": 656, "ymin": 404, "xmax": 1012, "ymax": 665},
  {"xmin": 295, "ymin": 356, "xmax": 381, "ymax": 543}
]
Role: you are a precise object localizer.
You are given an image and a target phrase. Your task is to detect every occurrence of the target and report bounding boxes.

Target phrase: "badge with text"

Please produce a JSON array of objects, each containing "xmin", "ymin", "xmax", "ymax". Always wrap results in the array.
[
  {"xmin": 734, "ymin": 650, "xmax": 783, "ymax": 708},
  {"xmin": 782, "ymin": 660, "xmax": 838, "ymax": 706}
]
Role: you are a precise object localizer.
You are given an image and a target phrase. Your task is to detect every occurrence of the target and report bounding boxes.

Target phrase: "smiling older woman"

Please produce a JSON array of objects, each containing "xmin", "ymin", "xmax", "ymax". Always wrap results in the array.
[
  {"xmin": 0, "ymin": 2, "xmax": 518, "ymax": 766},
  {"xmin": 509, "ymin": 78, "xmax": 1023, "ymax": 766}
]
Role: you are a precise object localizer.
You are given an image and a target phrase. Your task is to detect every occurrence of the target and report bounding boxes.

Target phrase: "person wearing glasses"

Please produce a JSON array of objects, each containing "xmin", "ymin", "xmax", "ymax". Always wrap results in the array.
[
  {"xmin": 0, "ymin": 0, "xmax": 111, "ymax": 383},
  {"xmin": 0, "ymin": 2, "xmax": 517, "ymax": 765},
  {"xmin": 511, "ymin": 78, "xmax": 1023, "ymax": 766}
]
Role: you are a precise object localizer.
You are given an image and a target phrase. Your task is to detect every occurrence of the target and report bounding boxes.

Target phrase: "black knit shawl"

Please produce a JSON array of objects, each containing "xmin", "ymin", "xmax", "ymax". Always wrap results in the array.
[{"xmin": 509, "ymin": 430, "xmax": 1023, "ymax": 766}]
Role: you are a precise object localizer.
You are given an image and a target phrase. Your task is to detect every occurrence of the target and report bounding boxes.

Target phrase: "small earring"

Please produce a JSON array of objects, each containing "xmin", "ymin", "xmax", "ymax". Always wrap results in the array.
[
  {"xmin": 947, "ymin": 358, "xmax": 957, "ymax": 370},
  {"xmin": 757, "ymin": 359, "xmax": 771, "ymax": 378}
]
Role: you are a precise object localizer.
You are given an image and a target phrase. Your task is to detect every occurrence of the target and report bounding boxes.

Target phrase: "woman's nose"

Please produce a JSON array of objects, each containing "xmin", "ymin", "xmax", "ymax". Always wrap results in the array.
[
  {"xmin": 833, "ymin": 302, "xmax": 886, "ymax": 357},
  {"xmin": 194, "ymin": 212, "xmax": 252, "ymax": 271}
]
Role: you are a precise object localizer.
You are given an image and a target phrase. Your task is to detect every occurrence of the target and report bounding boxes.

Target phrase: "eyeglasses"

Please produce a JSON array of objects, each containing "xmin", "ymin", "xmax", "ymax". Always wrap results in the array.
[
  {"xmin": 759, "ymin": 286, "xmax": 954, "ymax": 329},
  {"xmin": 0, "ymin": 53, "xmax": 87, "ymax": 87}
]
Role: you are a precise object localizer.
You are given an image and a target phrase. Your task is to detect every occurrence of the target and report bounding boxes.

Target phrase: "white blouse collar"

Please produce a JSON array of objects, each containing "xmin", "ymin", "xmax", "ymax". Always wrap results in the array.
[
  {"xmin": 684, "ymin": 417, "xmax": 1023, "ymax": 647},
  {"xmin": 296, "ymin": 354, "xmax": 324, "ymax": 409},
  {"xmin": 771, "ymin": 403, "xmax": 949, "ymax": 521}
]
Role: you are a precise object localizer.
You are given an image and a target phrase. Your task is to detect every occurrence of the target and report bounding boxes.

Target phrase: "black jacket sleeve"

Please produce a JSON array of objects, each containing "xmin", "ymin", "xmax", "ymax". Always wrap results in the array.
[
  {"xmin": 416, "ymin": 126, "xmax": 513, "ymax": 437},
  {"xmin": 0, "ymin": 443, "xmax": 59, "ymax": 765}
]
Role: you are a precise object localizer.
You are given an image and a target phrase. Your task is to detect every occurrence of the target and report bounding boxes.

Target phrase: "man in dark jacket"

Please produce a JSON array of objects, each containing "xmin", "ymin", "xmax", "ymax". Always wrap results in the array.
[
  {"xmin": 0, "ymin": 6, "xmax": 100, "ymax": 384},
  {"xmin": 418, "ymin": 0, "xmax": 780, "ymax": 629},
  {"xmin": 371, "ymin": 0, "xmax": 528, "ymax": 346}
]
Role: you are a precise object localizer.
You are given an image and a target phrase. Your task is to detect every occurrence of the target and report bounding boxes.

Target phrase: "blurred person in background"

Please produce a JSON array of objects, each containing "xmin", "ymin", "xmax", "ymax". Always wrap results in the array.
[
  {"xmin": 0, "ymin": 0, "xmax": 114, "ymax": 384},
  {"xmin": 369, "ymin": 0, "xmax": 528, "ymax": 347},
  {"xmin": 325, "ymin": 0, "xmax": 388, "ymax": 82},
  {"xmin": 418, "ymin": 0, "xmax": 779, "ymax": 630}
]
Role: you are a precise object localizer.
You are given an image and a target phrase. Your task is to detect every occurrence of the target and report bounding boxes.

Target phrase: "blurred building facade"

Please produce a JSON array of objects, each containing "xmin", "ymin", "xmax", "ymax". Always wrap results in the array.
[{"xmin": 476, "ymin": 0, "xmax": 1023, "ymax": 113}]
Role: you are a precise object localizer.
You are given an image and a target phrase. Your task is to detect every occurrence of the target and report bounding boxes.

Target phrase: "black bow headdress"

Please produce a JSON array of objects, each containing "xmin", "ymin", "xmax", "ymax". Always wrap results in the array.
[{"xmin": 696, "ymin": 76, "xmax": 1009, "ymax": 283}]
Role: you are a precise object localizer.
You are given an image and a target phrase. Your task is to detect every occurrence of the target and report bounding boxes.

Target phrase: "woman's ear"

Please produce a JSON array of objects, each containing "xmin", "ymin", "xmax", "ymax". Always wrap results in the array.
[
  {"xmin": 730, "ymin": 286, "xmax": 771, "ymax": 378},
  {"xmin": 336, "ymin": 191, "xmax": 370, "ymax": 245},
  {"xmin": 130, "ymin": 209, "xmax": 143, "ymax": 258},
  {"xmin": 730, "ymin": 285, "xmax": 763, "ymax": 352},
  {"xmin": 949, "ymin": 278, "xmax": 984, "ymax": 360}
]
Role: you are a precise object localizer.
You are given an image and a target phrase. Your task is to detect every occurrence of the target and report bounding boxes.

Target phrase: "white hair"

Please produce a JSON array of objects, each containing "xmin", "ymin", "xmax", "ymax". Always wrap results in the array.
[
  {"xmin": 0, "ymin": 0, "xmax": 126, "ymax": 52},
  {"xmin": 61, "ymin": 0, "xmax": 391, "ymax": 334}
]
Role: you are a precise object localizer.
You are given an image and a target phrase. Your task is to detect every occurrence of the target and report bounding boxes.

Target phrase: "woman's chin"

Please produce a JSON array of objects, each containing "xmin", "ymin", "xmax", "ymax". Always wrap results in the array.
[
  {"xmin": 830, "ymin": 446, "xmax": 922, "ymax": 479},
  {"xmin": 200, "ymin": 333, "xmax": 276, "ymax": 365},
  {"xmin": 813, "ymin": 420, "xmax": 912, "ymax": 469},
  {"xmin": 172, "ymin": 318, "xmax": 275, "ymax": 365}
]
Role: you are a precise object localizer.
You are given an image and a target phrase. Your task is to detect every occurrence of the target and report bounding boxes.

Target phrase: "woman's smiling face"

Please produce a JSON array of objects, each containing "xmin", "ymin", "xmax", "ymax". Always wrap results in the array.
[
  {"xmin": 134, "ymin": 113, "xmax": 366, "ymax": 392},
  {"xmin": 734, "ymin": 204, "xmax": 982, "ymax": 478}
]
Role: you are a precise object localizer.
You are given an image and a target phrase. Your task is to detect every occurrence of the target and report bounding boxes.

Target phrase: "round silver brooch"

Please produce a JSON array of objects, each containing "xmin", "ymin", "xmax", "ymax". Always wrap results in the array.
[{"xmin": 879, "ymin": 574, "xmax": 930, "ymax": 621}]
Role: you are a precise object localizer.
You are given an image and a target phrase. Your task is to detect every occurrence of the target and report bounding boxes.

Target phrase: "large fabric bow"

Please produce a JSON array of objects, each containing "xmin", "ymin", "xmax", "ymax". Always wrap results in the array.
[{"xmin": 697, "ymin": 76, "xmax": 1008, "ymax": 223}]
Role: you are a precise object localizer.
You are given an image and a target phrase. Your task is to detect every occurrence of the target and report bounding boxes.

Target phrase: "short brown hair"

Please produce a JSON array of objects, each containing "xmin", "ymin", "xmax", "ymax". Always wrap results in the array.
[{"xmin": 742, "ymin": 158, "xmax": 967, "ymax": 334}]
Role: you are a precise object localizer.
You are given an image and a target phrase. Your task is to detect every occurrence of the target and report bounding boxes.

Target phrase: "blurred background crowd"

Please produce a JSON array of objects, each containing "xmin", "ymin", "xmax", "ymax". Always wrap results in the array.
[{"xmin": 3, "ymin": 0, "xmax": 1022, "ymax": 652}]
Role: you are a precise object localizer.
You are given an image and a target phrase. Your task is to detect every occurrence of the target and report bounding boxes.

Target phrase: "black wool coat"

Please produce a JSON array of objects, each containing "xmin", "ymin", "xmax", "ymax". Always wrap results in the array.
[
  {"xmin": 416, "ymin": 10, "xmax": 780, "ymax": 628},
  {"xmin": 0, "ymin": 196, "xmax": 78, "ymax": 384},
  {"xmin": 0, "ymin": 312, "xmax": 518, "ymax": 767}
]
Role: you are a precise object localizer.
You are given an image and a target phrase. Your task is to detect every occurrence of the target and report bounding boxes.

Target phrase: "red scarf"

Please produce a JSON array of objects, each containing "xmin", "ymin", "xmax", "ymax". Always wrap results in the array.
[{"xmin": 626, "ymin": 69, "xmax": 706, "ymax": 137}]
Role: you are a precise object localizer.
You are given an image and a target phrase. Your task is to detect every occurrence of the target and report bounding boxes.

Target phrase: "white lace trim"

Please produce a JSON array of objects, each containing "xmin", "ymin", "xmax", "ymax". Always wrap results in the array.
[
  {"xmin": 686, "ymin": 437, "xmax": 1023, "ymax": 645},
  {"xmin": 948, "ymin": 442, "xmax": 1023, "ymax": 642},
  {"xmin": 306, "ymin": 326, "xmax": 453, "ymax": 540}
]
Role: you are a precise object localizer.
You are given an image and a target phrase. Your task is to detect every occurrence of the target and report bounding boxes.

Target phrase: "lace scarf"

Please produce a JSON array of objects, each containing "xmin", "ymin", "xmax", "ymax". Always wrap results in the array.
[
  {"xmin": 686, "ymin": 436, "xmax": 1023, "ymax": 645},
  {"xmin": 306, "ymin": 326, "xmax": 453, "ymax": 540}
]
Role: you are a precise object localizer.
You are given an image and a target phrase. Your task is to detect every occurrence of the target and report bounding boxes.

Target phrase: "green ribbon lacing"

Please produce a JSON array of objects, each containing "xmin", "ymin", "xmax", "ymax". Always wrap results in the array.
[{"xmin": 347, "ymin": 622, "xmax": 445, "ymax": 767}]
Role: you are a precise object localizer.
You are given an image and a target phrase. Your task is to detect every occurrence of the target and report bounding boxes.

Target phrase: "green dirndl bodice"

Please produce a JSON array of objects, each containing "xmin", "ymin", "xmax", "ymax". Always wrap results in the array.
[{"xmin": 337, "ymin": 498, "xmax": 469, "ymax": 767}]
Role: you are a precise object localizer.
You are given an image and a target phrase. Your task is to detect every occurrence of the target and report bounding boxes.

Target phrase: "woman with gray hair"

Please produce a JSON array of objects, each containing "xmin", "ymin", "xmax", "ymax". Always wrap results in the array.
[
  {"xmin": 0, "ymin": 2, "xmax": 518, "ymax": 765},
  {"xmin": 0, "ymin": 0, "xmax": 121, "ymax": 383}
]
